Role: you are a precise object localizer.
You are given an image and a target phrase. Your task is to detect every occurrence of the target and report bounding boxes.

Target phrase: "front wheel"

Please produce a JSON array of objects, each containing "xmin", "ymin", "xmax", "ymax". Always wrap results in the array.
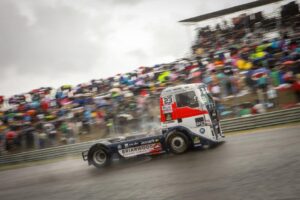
[
  {"xmin": 167, "ymin": 132, "xmax": 190, "ymax": 154},
  {"xmin": 90, "ymin": 148, "xmax": 111, "ymax": 168}
]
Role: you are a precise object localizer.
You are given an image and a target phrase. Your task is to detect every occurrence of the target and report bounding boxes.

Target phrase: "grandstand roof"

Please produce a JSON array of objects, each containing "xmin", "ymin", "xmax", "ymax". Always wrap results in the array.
[{"xmin": 179, "ymin": 0, "xmax": 282, "ymax": 23}]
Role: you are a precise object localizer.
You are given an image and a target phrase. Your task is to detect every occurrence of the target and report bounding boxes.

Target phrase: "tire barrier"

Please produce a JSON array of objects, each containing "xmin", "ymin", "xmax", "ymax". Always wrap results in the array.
[{"xmin": 1, "ymin": 107, "xmax": 300, "ymax": 164}]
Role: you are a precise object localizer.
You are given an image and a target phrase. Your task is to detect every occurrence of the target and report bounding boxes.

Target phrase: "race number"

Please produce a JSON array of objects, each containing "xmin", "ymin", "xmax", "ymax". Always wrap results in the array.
[{"xmin": 163, "ymin": 96, "xmax": 172, "ymax": 105}]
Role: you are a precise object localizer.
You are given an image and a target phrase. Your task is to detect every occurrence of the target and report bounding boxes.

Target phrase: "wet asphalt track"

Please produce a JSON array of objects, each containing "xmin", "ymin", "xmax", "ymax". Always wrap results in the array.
[{"xmin": 0, "ymin": 126, "xmax": 300, "ymax": 200}]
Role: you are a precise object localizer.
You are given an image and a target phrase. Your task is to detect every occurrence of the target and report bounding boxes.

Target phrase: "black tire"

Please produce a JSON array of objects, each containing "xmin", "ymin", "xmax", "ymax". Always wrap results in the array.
[
  {"xmin": 167, "ymin": 132, "xmax": 190, "ymax": 154},
  {"xmin": 90, "ymin": 148, "xmax": 111, "ymax": 168}
]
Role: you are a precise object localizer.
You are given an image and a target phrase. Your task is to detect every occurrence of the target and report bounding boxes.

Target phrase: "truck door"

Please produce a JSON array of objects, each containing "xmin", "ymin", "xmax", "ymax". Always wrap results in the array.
[{"xmin": 173, "ymin": 91, "xmax": 207, "ymax": 128}]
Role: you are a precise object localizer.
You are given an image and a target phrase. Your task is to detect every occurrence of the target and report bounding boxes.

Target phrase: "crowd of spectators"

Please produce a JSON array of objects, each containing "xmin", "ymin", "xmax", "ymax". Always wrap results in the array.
[
  {"xmin": 0, "ymin": 1, "xmax": 300, "ymax": 154},
  {"xmin": 190, "ymin": 1, "xmax": 300, "ymax": 116}
]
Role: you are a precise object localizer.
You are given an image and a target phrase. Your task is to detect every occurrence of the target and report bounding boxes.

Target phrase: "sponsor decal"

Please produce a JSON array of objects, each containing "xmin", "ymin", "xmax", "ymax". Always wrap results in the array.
[
  {"xmin": 199, "ymin": 128, "xmax": 205, "ymax": 134},
  {"xmin": 119, "ymin": 143, "xmax": 162, "ymax": 157},
  {"xmin": 141, "ymin": 139, "xmax": 155, "ymax": 145},
  {"xmin": 205, "ymin": 120, "xmax": 212, "ymax": 125},
  {"xmin": 128, "ymin": 142, "xmax": 139, "ymax": 147},
  {"xmin": 150, "ymin": 143, "xmax": 162, "ymax": 155},
  {"xmin": 162, "ymin": 105, "xmax": 172, "ymax": 113},
  {"xmin": 195, "ymin": 117, "xmax": 204, "ymax": 127}
]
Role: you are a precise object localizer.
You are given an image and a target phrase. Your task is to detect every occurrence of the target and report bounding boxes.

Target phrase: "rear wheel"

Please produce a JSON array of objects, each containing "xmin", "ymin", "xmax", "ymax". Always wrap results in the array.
[
  {"xmin": 167, "ymin": 132, "xmax": 190, "ymax": 154},
  {"xmin": 90, "ymin": 148, "xmax": 111, "ymax": 168}
]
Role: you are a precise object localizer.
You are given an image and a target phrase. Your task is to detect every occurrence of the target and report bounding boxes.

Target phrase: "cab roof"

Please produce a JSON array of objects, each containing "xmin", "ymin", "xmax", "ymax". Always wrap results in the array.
[{"xmin": 160, "ymin": 83, "xmax": 206, "ymax": 97}]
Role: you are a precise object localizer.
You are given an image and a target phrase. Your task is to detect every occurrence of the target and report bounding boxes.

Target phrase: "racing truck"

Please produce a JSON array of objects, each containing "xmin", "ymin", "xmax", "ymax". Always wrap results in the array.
[{"xmin": 82, "ymin": 83, "xmax": 224, "ymax": 168}]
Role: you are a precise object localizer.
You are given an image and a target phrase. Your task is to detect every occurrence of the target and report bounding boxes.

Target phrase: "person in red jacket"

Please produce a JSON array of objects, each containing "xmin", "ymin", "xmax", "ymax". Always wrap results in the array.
[
  {"xmin": 292, "ymin": 74, "xmax": 300, "ymax": 103},
  {"xmin": 0, "ymin": 96, "xmax": 4, "ymax": 105}
]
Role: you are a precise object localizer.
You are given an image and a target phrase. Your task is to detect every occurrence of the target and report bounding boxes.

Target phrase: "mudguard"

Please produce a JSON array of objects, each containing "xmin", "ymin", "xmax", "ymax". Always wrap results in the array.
[{"xmin": 87, "ymin": 143, "xmax": 111, "ymax": 165}]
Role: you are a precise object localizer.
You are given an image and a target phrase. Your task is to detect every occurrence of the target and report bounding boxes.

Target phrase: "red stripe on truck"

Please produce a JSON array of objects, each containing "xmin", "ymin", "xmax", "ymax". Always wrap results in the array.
[
  {"xmin": 174, "ymin": 107, "xmax": 208, "ymax": 119},
  {"xmin": 160, "ymin": 97, "xmax": 166, "ymax": 122},
  {"xmin": 160, "ymin": 97, "xmax": 208, "ymax": 122}
]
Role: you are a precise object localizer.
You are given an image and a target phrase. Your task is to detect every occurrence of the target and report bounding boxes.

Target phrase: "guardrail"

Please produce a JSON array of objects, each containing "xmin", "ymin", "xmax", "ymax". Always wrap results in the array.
[
  {"xmin": 220, "ymin": 107, "xmax": 300, "ymax": 132},
  {"xmin": 1, "ymin": 107, "xmax": 300, "ymax": 164}
]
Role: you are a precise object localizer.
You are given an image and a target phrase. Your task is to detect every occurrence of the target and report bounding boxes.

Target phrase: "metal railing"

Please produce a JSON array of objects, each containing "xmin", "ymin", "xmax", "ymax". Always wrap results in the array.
[{"xmin": 1, "ymin": 107, "xmax": 299, "ymax": 164}]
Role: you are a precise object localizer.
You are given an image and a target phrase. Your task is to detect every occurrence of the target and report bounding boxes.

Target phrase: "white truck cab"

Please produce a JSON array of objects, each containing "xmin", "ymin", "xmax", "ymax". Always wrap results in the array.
[{"xmin": 160, "ymin": 83, "xmax": 224, "ymax": 144}]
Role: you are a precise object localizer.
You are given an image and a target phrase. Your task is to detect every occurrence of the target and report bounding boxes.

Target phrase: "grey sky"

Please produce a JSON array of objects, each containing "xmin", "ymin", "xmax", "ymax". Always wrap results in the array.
[{"xmin": 0, "ymin": 0, "xmax": 257, "ymax": 96}]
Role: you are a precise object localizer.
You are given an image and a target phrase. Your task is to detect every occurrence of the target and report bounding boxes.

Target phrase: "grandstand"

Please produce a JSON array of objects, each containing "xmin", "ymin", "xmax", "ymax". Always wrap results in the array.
[
  {"xmin": 179, "ymin": 0, "xmax": 300, "ymax": 57},
  {"xmin": 179, "ymin": 0, "xmax": 282, "ymax": 23}
]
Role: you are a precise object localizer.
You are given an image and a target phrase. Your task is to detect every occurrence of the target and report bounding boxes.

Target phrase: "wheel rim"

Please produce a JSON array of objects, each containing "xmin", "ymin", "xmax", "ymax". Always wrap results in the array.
[
  {"xmin": 93, "ymin": 149, "xmax": 107, "ymax": 165},
  {"xmin": 171, "ymin": 136, "xmax": 186, "ymax": 153}
]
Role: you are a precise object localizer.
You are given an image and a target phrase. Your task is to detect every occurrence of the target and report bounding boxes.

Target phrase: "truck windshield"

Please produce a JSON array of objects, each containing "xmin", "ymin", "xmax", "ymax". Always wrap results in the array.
[{"xmin": 199, "ymin": 87, "xmax": 214, "ymax": 107}]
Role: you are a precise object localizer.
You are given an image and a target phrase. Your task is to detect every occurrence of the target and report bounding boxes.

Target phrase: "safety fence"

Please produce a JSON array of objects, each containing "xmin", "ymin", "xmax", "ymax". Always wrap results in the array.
[{"xmin": 1, "ymin": 107, "xmax": 300, "ymax": 164}]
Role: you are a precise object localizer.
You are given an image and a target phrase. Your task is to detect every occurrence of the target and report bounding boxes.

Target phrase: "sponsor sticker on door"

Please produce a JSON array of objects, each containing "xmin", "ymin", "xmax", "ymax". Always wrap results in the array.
[{"xmin": 162, "ymin": 105, "xmax": 172, "ymax": 113}]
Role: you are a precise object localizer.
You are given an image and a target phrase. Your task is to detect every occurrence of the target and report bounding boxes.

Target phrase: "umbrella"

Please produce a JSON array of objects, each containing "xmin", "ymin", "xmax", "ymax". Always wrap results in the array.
[
  {"xmin": 220, "ymin": 111, "xmax": 233, "ymax": 116},
  {"xmin": 256, "ymin": 44, "xmax": 270, "ymax": 52},
  {"xmin": 236, "ymin": 59, "xmax": 252, "ymax": 70},
  {"xmin": 189, "ymin": 71, "xmax": 201, "ymax": 79},
  {"xmin": 61, "ymin": 85, "xmax": 72, "ymax": 90},
  {"xmin": 251, "ymin": 51, "xmax": 266, "ymax": 60},
  {"xmin": 195, "ymin": 48, "xmax": 204, "ymax": 55},
  {"xmin": 72, "ymin": 107, "xmax": 84, "ymax": 113},
  {"xmin": 123, "ymin": 91, "xmax": 134, "ymax": 98},
  {"xmin": 82, "ymin": 93, "xmax": 93, "ymax": 97},
  {"xmin": 282, "ymin": 60, "xmax": 295, "ymax": 65},
  {"xmin": 27, "ymin": 110, "xmax": 36, "ymax": 116},
  {"xmin": 251, "ymin": 68, "xmax": 269, "ymax": 79},
  {"xmin": 74, "ymin": 93, "xmax": 85, "ymax": 98},
  {"xmin": 109, "ymin": 88, "xmax": 121, "ymax": 98},
  {"xmin": 30, "ymin": 101, "xmax": 40, "ymax": 109},
  {"xmin": 158, "ymin": 71, "xmax": 170, "ymax": 83},
  {"xmin": 214, "ymin": 60, "xmax": 224, "ymax": 66},
  {"xmin": 60, "ymin": 98, "xmax": 72, "ymax": 106},
  {"xmin": 6, "ymin": 131, "xmax": 16, "ymax": 140},
  {"xmin": 206, "ymin": 63, "xmax": 215, "ymax": 71},
  {"xmin": 190, "ymin": 68, "xmax": 199, "ymax": 73},
  {"xmin": 0, "ymin": 124, "xmax": 7, "ymax": 131},
  {"xmin": 135, "ymin": 79, "xmax": 145, "ymax": 86},
  {"xmin": 7, "ymin": 113, "xmax": 15, "ymax": 118},
  {"xmin": 15, "ymin": 112, "xmax": 24, "ymax": 117},
  {"xmin": 95, "ymin": 99, "xmax": 110, "ymax": 107},
  {"xmin": 31, "ymin": 89, "xmax": 39, "ymax": 94},
  {"xmin": 118, "ymin": 114, "xmax": 133, "ymax": 121},
  {"xmin": 45, "ymin": 115, "xmax": 56, "ymax": 121},
  {"xmin": 240, "ymin": 46, "xmax": 251, "ymax": 53},
  {"xmin": 24, "ymin": 115, "xmax": 31, "ymax": 122},
  {"xmin": 140, "ymin": 89, "xmax": 148, "ymax": 97},
  {"xmin": 109, "ymin": 88, "xmax": 121, "ymax": 93},
  {"xmin": 229, "ymin": 45, "xmax": 240, "ymax": 50}
]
